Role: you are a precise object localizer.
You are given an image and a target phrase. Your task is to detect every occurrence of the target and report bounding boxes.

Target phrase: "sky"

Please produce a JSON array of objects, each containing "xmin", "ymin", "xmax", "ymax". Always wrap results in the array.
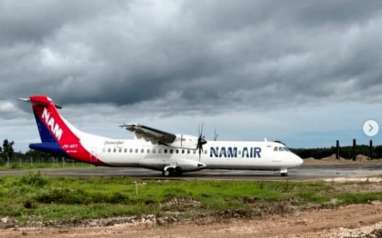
[{"xmin": 1, "ymin": 0, "xmax": 382, "ymax": 151}]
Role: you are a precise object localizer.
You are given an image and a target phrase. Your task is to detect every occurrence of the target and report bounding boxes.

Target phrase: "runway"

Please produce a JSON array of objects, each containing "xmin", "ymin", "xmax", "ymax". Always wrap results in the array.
[{"xmin": 1, "ymin": 162, "xmax": 382, "ymax": 180}]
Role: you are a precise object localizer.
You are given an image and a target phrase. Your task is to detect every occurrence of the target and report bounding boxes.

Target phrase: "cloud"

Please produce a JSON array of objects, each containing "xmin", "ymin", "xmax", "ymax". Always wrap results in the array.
[{"xmin": 1, "ymin": 1, "xmax": 382, "ymax": 149}]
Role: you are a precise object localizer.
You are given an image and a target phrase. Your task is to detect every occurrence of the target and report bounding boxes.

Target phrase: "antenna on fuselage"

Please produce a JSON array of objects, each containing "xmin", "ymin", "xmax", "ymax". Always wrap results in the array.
[{"xmin": 213, "ymin": 129, "xmax": 218, "ymax": 141}]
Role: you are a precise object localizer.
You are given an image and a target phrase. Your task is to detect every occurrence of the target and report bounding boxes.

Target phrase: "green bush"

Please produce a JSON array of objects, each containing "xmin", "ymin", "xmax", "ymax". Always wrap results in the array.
[
  {"xmin": 34, "ymin": 188, "xmax": 132, "ymax": 205},
  {"xmin": 19, "ymin": 172, "xmax": 48, "ymax": 187},
  {"xmin": 108, "ymin": 192, "xmax": 130, "ymax": 203},
  {"xmin": 35, "ymin": 188, "xmax": 89, "ymax": 204}
]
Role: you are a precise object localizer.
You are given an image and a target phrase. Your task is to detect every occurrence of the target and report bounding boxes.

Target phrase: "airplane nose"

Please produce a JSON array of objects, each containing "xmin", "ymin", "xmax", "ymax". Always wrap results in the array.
[
  {"xmin": 290, "ymin": 153, "xmax": 303, "ymax": 167},
  {"xmin": 298, "ymin": 157, "xmax": 303, "ymax": 166},
  {"xmin": 295, "ymin": 155, "xmax": 303, "ymax": 166}
]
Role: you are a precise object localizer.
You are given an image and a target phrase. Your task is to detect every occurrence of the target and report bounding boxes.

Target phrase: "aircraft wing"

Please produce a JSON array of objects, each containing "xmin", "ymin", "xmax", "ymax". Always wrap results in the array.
[{"xmin": 120, "ymin": 123, "xmax": 176, "ymax": 145}]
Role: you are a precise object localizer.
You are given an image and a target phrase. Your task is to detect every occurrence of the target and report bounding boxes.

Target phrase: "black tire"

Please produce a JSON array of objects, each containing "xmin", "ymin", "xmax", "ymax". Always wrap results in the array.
[{"xmin": 174, "ymin": 168, "xmax": 183, "ymax": 176}]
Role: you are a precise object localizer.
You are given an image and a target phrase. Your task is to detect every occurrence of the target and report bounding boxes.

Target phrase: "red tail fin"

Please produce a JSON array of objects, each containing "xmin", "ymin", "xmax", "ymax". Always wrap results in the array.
[
  {"xmin": 26, "ymin": 95, "xmax": 105, "ymax": 165},
  {"xmin": 30, "ymin": 96, "xmax": 78, "ymax": 144}
]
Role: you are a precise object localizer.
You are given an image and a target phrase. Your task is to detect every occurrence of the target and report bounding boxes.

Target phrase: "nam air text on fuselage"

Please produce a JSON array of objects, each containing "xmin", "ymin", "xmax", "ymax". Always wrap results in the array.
[{"xmin": 210, "ymin": 146, "xmax": 262, "ymax": 158}]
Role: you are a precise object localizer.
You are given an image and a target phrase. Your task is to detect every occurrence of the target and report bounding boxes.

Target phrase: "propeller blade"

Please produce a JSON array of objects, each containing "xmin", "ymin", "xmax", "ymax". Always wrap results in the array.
[{"xmin": 196, "ymin": 122, "xmax": 207, "ymax": 161}]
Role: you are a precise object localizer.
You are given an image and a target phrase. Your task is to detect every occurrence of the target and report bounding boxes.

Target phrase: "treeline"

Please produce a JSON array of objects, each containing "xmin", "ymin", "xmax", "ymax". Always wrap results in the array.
[
  {"xmin": 291, "ymin": 145, "xmax": 382, "ymax": 159},
  {"xmin": 2, "ymin": 138, "xmax": 382, "ymax": 163},
  {"xmin": 0, "ymin": 139, "xmax": 74, "ymax": 165}
]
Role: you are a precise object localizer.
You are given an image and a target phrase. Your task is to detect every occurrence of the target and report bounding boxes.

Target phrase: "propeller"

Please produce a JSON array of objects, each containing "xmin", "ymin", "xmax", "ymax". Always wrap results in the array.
[{"xmin": 196, "ymin": 123, "xmax": 207, "ymax": 161}]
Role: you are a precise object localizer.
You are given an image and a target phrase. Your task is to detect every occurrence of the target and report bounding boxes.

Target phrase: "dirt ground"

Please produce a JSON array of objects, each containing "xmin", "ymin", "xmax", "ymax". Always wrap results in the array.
[
  {"xmin": 303, "ymin": 154, "xmax": 374, "ymax": 165},
  {"xmin": 2, "ymin": 202, "xmax": 382, "ymax": 238}
]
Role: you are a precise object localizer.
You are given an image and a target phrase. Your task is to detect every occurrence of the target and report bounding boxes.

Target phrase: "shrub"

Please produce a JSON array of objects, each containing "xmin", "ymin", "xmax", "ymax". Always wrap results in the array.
[
  {"xmin": 19, "ymin": 172, "xmax": 48, "ymax": 187},
  {"xmin": 34, "ymin": 188, "xmax": 89, "ymax": 204}
]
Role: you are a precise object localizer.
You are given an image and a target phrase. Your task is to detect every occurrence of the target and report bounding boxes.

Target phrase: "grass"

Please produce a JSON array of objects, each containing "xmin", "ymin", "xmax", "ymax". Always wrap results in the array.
[
  {"xmin": 0, "ymin": 173, "xmax": 381, "ymax": 225},
  {"xmin": 0, "ymin": 161, "xmax": 92, "ymax": 170}
]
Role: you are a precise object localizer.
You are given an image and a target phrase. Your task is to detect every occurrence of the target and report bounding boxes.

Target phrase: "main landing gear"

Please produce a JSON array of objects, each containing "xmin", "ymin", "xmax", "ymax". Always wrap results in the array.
[
  {"xmin": 162, "ymin": 169, "xmax": 171, "ymax": 177},
  {"xmin": 162, "ymin": 166, "xmax": 182, "ymax": 177},
  {"xmin": 280, "ymin": 169, "xmax": 288, "ymax": 177}
]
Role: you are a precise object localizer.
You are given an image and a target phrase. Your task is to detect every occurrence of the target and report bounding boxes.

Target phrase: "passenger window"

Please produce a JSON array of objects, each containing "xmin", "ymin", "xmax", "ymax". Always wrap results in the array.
[
  {"xmin": 176, "ymin": 150, "xmax": 179, "ymax": 154},
  {"xmin": 119, "ymin": 148, "xmax": 122, "ymax": 153},
  {"xmin": 193, "ymin": 150, "xmax": 196, "ymax": 154},
  {"xmin": 147, "ymin": 149, "xmax": 150, "ymax": 153},
  {"xmin": 152, "ymin": 149, "xmax": 156, "ymax": 154},
  {"xmin": 187, "ymin": 150, "xmax": 190, "ymax": 154},
  {"xmin": 159, "ymin": 149, "xmax": 162, "ymax": 154},
  {"xmin": 274, "ymin": 147, "xmax": 278, "ymax": 151},
  {"xmin": 124, "ymin": 148, "xmax": 127, "ymax": 153},
  {"xmin": 141, "ymin": 149, "xmax": 144, "ymax": 153},
  {"xmin": 129, "ymin": 148, "xmax": 133, "ymax": 153},
  {"xmin": 108, "ymin": 148, "xmax": 111, "ymax": 153},
  {"xmin": 170, "ymin": 149, "xmax": 173, "ymax": 154},
  {"xmin": 135, "ymin": 149, "xmax": 138, "ymax": 153},
  {"xmin": 164, "ymin": 149, "xmax": 168, "ymax": 154},
  {"xmin": 182, "ymin": 150, "xmax": 185, "ymax": 154},
  {"xmin": 113, "ymin": 148, "xmax": 117, "ymax": 153}
]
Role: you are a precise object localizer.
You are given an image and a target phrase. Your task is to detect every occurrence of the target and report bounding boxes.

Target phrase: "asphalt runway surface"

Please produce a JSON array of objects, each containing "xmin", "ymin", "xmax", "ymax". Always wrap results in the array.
[{"xmin": 1, "ymin": 163, "xmax": 382, "ymax": 180}]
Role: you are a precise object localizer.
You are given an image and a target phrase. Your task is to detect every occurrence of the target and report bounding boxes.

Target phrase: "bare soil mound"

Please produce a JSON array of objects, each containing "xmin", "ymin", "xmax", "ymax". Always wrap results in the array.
[{"xmin": 2, "ymin": 202, "xmax": 382, "ymax": 238}]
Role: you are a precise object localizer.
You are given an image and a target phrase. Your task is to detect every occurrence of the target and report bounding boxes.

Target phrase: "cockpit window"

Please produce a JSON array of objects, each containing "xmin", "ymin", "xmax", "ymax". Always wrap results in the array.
[{"xmin": 274, "ymin": 146, "xmax": 289, "ymax": 152}]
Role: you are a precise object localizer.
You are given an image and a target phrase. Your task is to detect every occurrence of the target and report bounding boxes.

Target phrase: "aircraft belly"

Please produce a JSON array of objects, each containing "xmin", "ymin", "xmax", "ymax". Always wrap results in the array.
[
  {"xmin": 203, "ymin": 157, "xmax": 284, "ymax": 170},
  {"xmin": 138, "ymin": 157, "xmax": 169, "ymax": 170},
  {"xmin": 101, "ymin": 155, "xmax": 140, "ymax": 167}
]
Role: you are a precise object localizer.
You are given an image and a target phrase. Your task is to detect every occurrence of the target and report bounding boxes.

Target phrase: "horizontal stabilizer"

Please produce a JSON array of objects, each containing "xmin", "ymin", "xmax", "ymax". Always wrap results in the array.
[{"xmin": 29, "ymin": 143, "xmax": 66, "ymax": 155}]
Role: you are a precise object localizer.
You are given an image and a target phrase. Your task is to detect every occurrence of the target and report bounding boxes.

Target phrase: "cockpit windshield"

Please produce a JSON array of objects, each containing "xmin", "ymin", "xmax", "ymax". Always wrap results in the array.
[{"xmin": 274, "ymin": 146, "xmax": 289, "ymax": 152}]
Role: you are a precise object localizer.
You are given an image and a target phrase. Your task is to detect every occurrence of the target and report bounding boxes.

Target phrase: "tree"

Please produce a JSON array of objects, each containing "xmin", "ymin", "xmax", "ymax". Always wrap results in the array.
[{"xmin": 2, "ymin": 139, "xmax": 14, "ymax": 166}]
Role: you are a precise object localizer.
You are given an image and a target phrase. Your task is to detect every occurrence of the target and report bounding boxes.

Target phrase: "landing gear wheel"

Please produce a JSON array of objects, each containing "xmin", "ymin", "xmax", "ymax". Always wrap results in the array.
[
  {"xmin": 174, "ymin": 168, "xmax": 183, "ymax": 176},
  {"xmin": 162, "ymin": 166, "xmax": 183, "ymax": 177},
  {"xmin": 162, "ymin": 169, "xmax": 171, "ymax": 177},
  {"xmin": 280, "ymin": 169, "xmax": 288, "ymax": 177}
]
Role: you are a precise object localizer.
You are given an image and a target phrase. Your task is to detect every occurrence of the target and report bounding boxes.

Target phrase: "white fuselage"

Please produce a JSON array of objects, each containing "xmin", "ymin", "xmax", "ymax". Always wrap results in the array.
[{"xmin": 82, "ymin": 136, "xmax": 303, "ymax": 172}]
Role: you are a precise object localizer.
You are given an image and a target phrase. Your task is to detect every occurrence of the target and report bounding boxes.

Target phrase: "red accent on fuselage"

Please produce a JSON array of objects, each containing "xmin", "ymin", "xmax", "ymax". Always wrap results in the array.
[{"xmin": 30, "ymin": 96, "xmax": 105, "ymax": 166}]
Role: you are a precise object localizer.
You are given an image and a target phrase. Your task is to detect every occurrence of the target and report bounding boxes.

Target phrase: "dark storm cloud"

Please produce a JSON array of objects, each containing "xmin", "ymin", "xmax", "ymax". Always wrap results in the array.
[
  {"xmin": 1, "ymin": 0, "xmax": 382, "ymax": 113},
  {"xmin": 0, "ymin": 0, "xmax": 120, "ymax": 44}
]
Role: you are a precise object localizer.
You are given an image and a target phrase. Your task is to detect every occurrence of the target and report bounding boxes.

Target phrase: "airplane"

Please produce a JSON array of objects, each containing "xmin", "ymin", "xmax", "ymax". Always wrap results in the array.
[{"xmin": 20, "ymin": 95, "xmax": 303, "ymax": 176}]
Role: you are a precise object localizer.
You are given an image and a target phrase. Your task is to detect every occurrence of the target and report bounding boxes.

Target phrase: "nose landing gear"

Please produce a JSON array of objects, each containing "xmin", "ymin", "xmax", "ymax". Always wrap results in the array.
[{"xmin": 280, "ymin": 168, "xmax": 288, "ymax": 177}]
